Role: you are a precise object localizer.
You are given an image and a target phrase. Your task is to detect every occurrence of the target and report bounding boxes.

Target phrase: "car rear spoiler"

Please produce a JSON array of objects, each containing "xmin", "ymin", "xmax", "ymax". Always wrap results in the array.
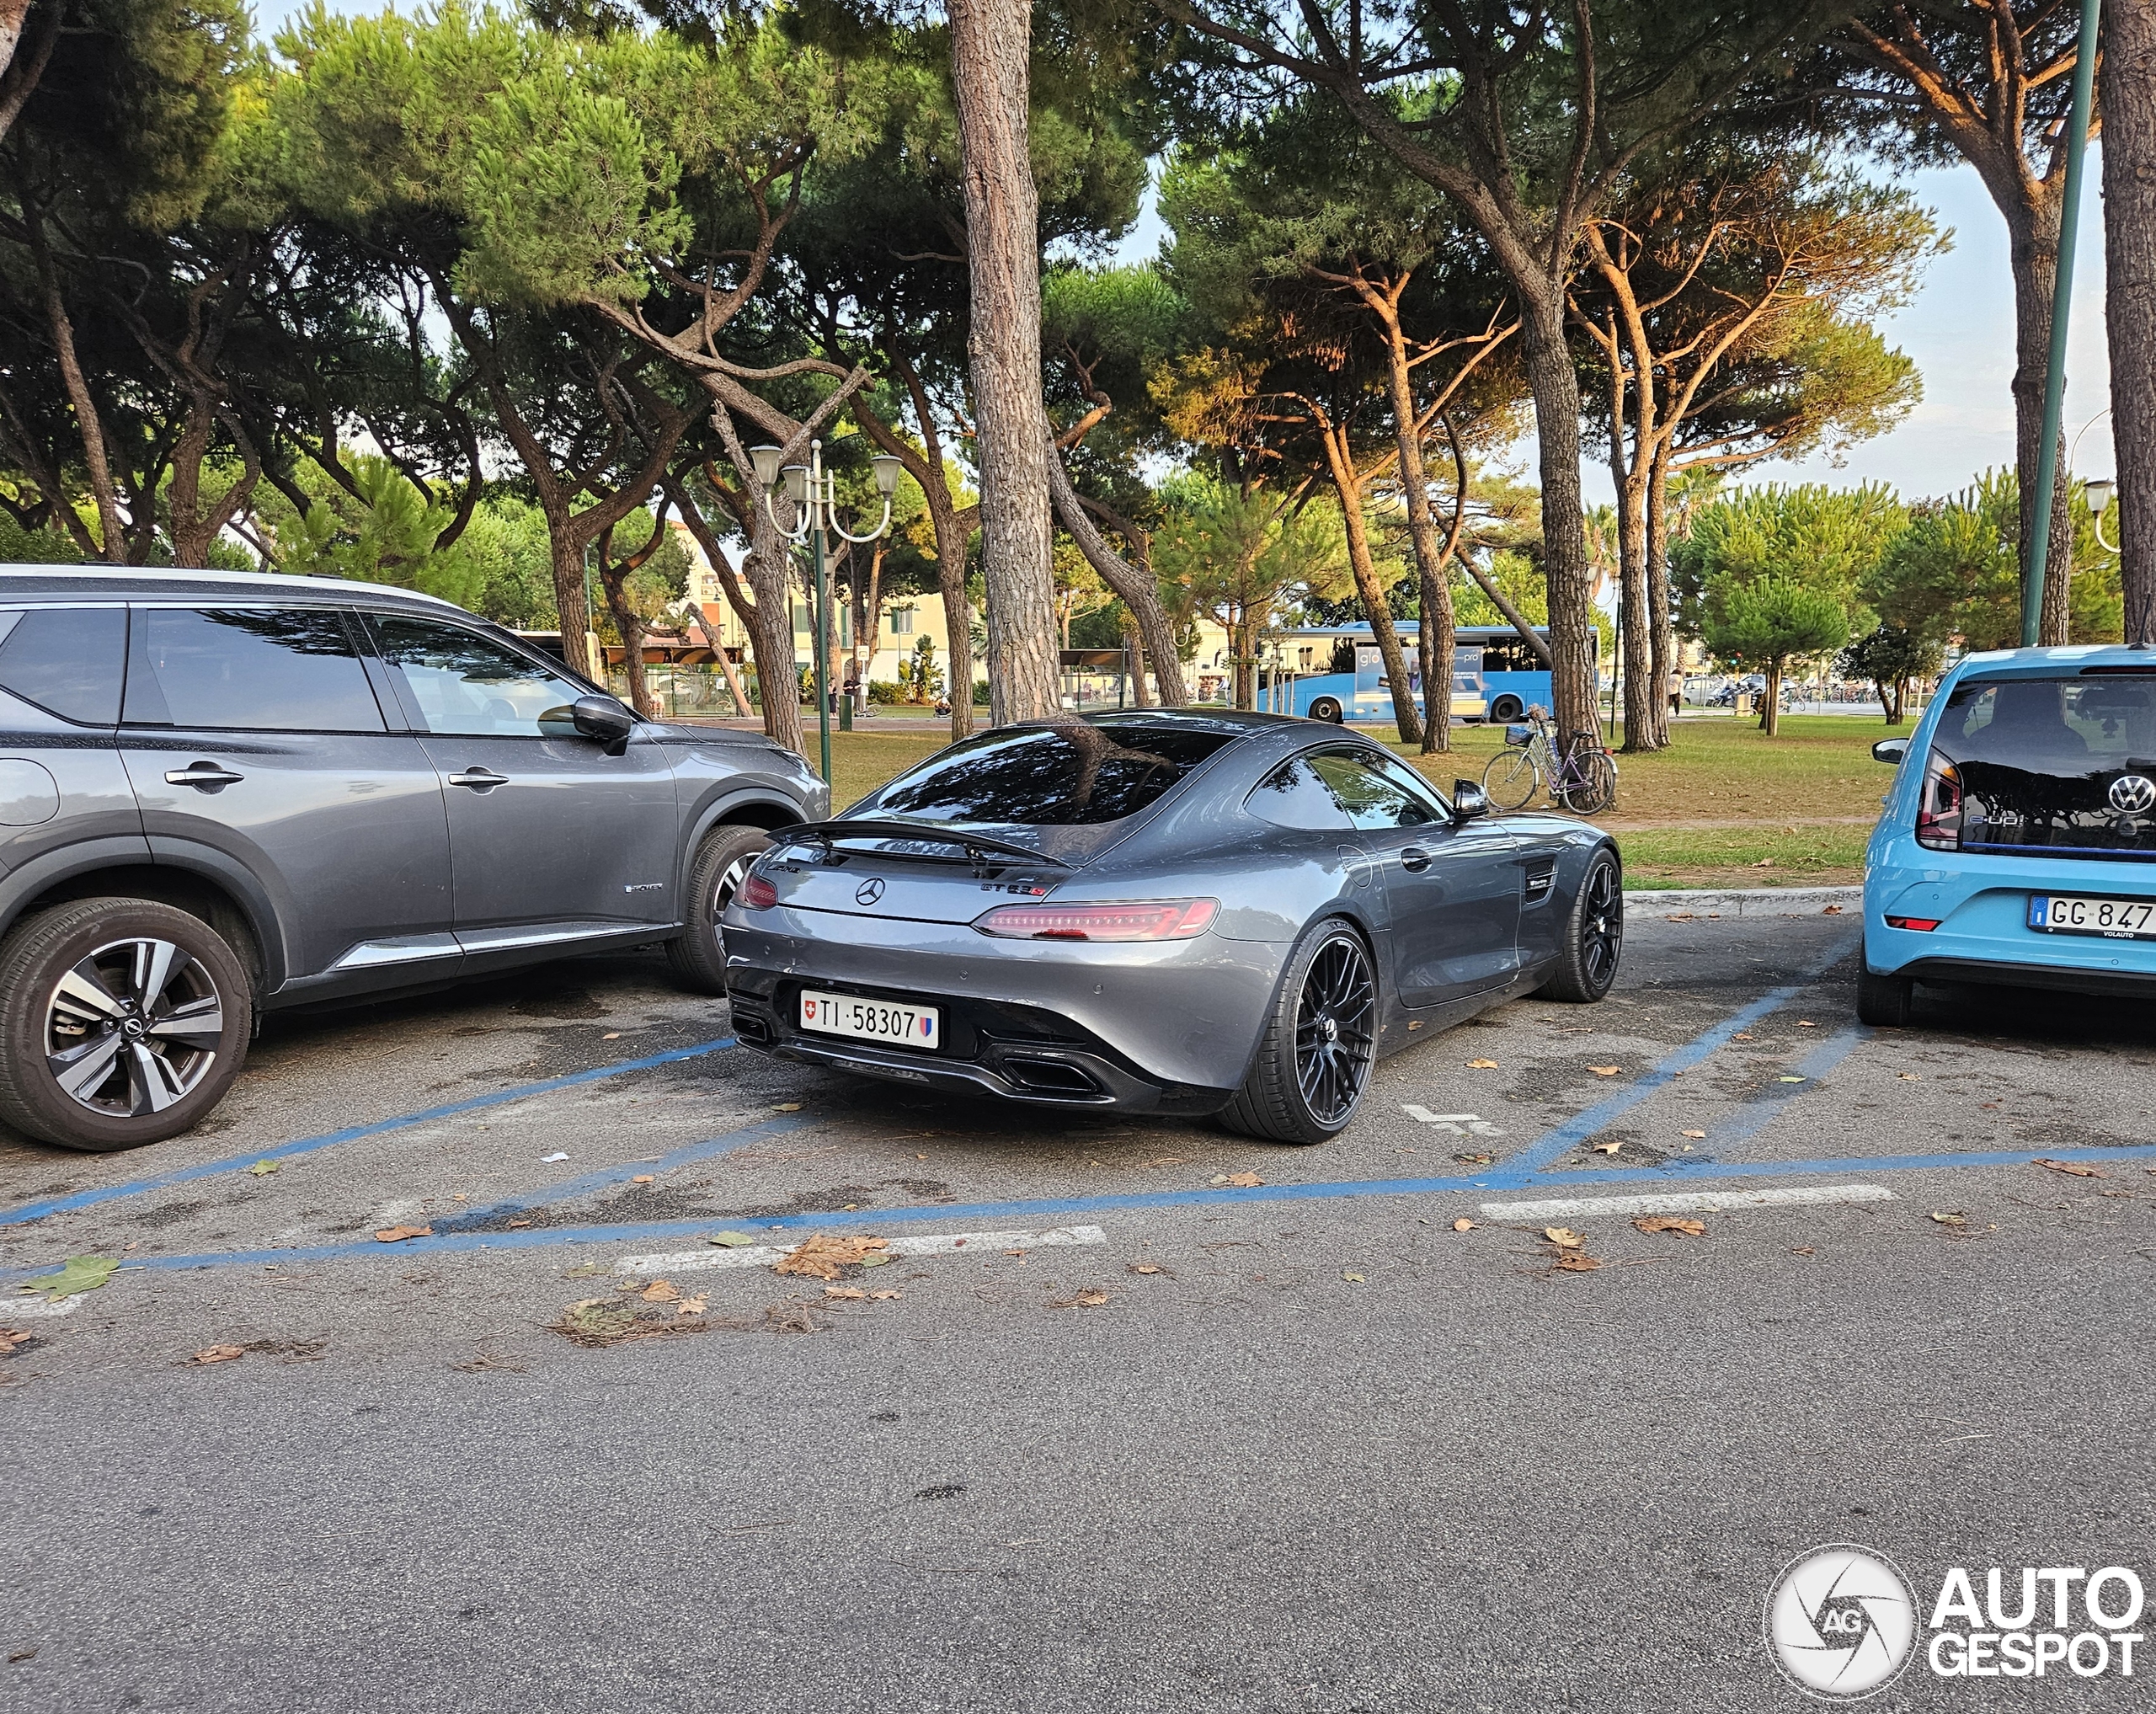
[{"xmin": 775, "ymin": 820, "xmax": 1077, "ymax": 870}]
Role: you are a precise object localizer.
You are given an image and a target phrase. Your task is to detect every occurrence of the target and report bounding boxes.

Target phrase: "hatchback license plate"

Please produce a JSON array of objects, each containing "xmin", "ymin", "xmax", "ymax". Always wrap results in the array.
[
  {"xmin": 2028, "ymin": 894, "xmax": 2156, "ymax": 938},
  {"xmin": 799, "ymin": 990, "xmax": 940, "ymax": 1050}
]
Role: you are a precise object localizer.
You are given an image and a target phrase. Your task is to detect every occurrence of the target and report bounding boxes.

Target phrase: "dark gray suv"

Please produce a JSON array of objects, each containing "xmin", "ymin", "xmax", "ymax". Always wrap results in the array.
[{"xmin": 0, "ymin": 566, "xmax": 828, "ymax": 1151}]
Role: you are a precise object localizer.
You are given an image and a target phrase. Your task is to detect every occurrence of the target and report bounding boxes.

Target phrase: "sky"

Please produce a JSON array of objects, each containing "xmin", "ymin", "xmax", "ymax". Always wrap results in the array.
[{"xmin": 250, "ymin": 0, "xmax": 2115, "ymax": 505}]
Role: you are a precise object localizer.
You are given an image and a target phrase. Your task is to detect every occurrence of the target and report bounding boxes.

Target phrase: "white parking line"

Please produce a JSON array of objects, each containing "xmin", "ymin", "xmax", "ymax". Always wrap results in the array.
[
  {"xmin": 9, "ymin": 1292, "xmax": 86, "ymax": 1320},
  {"xmin": 1478, "ymin": 1184, "xmax": 1895, "ymax": 1220},
  {"xmin": 613, "ymin": 1225, "xmax": 1110, "ymax": 1276}
]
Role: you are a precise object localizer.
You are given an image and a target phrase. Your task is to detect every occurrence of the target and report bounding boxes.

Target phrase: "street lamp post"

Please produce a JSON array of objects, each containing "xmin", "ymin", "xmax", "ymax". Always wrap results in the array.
[{"xmin": 746, "ymin": 438, "xmax": 904, "ymax": 784}]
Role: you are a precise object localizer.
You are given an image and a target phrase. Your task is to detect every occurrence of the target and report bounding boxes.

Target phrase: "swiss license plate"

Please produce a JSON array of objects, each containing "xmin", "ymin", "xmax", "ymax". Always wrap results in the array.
[
  {"xmin": 2027, "ymin": 894, "xmax": 2156, "ymax": 939},
  {"xmin": 799, "ymin": 990, "xmax": 941, "ymax": 1050}
]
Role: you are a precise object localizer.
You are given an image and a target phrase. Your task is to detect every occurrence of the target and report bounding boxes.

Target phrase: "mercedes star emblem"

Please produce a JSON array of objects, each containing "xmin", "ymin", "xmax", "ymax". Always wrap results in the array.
[{"xmin": 855, "ymin": 877, "xmax": 887, "ymax": 906}]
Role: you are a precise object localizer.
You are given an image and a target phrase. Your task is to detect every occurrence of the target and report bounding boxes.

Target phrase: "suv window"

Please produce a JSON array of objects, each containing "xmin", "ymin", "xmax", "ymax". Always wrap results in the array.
[
  {"xmin": 0, "ymin": 606, "xmax": 126, "ymax": 724},
  {"xmin": 371, "ymin": 616, "xmax": 585, "ymax": 738},
  {"xmin": 125, "ymin": 608, "xmax": 385, "ymax": 732},
  {"xmin": 872, "ymin": 718, "xmax": 1235, "ymax": 825}
]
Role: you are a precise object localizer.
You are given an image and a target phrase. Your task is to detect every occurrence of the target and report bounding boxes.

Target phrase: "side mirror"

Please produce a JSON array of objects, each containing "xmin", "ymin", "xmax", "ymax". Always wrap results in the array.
[
  {"xmin": 1452, "ymin": 779, "xmax": 1491, "ymax": 820},
  {"xmin": 1871, "ymin": 737, "xmax": 1909, "ymax": 766},
  {"xmin": 571, "ymin": 694, "xmax": 636, "ymax": 757}
]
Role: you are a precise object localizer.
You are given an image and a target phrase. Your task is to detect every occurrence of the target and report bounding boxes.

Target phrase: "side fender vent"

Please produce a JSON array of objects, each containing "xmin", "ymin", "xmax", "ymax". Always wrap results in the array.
[{"xmin": 1524, "ymin": 858, "xmax": 1558, "ymax": 904}]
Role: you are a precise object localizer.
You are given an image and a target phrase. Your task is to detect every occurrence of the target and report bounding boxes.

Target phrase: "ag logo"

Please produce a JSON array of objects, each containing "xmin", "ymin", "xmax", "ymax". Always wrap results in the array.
[
  {"xmin": 2109, "ymin": 773, "xmax": 2156, "ymax": 814},
  {"xmin": 854, "ymin": 877, "xmax": 886, "ymax": 907},
  {"xmin": 1764, "ymin": 1544, "xmax": 1919, "ymax": 1701}
]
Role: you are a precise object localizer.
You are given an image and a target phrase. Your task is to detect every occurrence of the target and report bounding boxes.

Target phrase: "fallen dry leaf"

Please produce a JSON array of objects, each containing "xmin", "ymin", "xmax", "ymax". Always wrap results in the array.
[
  {"xmin": 1797, "ymin": 1020, "xmax": 1816, "ymax": 1028},
  {"xmin": 1551, "ymin": 1252, "xmax": 1602, "ymax": 1272},
  {"xmin": 1899, "ymin": 1072, "xmax": 1922, "ymax": 1081},
  {"xmin": 632, "ymin": 1174, "xmax": 656, "ymax": 1185},
  {"xmin": 1452, "ymin": 1218, "xmax": 1475, "ymax": 1232},
  {"xmin": 1587, "ymin": 1065, "xmax": 1622, "ymax": 1077},
  {"xmin": 1732, "ymin": 1033, "xmax": 1756, "ymax": 1042},
  {"xmin": 774, "ymin": 1232, "xmax": 890, "ymax": 1279},
  {"xmin": 640, "ymin": 1280, "xmax": 682, "ymax": 1303},
  {"xmin": 1467, "ymin": 1057, "xmax": 1499, "ymax": 1069},
  {"xmin": 1224, "ymin": 1171, "xmax": 1262, "ymax": 1188},
  {"xmin": 1680, "ymin": 1129, "xmax": 1707, "ymax": 1140},
  {"xmin": 602, "ymin": 1032, "xmax": 622, "ymax": 1040},
  {"xmin": 190, "ymin": 1344, "xmax": 245, "ymax": 1365},
  {"xmin": 247, "ymin": 1158, "xmax": 279, "ymax": 1176},
  {"xmin": 773, "ymin": 1102, "xmax": 803, "ymax": 1112},
  {"xmin": 373, "ymin": 1225, "xmax": 432, "ymax": 1244},
  {"xmin": 0, "ymin": 1327, "xmax": 39, "ymax": 1357},
  {"xmin": 1822, "ymin": 904, "xmax": 1843, "ymax": 915},
  {"xmin": 1051, "ymin": 1290, "xmax": 1110, "ymax": 1308},
  {"xmin": 1592, "ymin": 1140, "xmax": 1622, "ymax": 1155},
  {"xmin": 2033, "ymin": 1158, "xmax": 2105, "ymax": 1178},
  {"xmin": 824, "ymin": 1285, "xmax": 867, "ymax": 1300},
  {"xmin": 1790, "ymin": 1246, "xmax": 1817, "ymax": 1257},
  {"xmin": 1543, "ymin": 1226, "xmax": 1585, "ymax": 1249},
  {"xmin": 1634, "ymin": 1215, "xmax": 1706, "ymax": 1236},
  {"xmin": 868, "ymin": 1290, "xmax": 902, "ymax": 1300},
  {"xmin": 676, "ymin": 1295, "xmax": 707, "ymax": 1316},
  {"xmin": 1929, "ymin": 1212, "xmax": 1966, "ymax": 1225},
  {"xmin": 1128, "ymin": 1263, "xmax": 1166, "ymax": 1275},
  {"xmin": 708, "ymin": 1231, "xmax": 758, "ymax": 1248}
]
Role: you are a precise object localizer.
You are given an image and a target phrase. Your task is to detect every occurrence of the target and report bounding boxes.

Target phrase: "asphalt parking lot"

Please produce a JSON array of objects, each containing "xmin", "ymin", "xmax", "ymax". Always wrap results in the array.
[{"xmin": 3, "ymin": 907, "xmax": 2153, "ymax": 1711}]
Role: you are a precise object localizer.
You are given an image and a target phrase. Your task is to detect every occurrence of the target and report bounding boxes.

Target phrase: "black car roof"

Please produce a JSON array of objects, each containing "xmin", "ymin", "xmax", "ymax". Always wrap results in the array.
[{"xmin": 0, "ymin": 564, "xmax": 464, "ymax": 614}]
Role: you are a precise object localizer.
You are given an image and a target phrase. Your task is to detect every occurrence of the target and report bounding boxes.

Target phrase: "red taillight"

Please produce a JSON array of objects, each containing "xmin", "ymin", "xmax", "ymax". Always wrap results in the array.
[
  {"xmin": 739, "ymin": 873, "xmax": 778, "ymax": 910},
  {"xmin": 1884, "ymin": 916, "xmax": 1940, "ymax": 932},
  {"xmin": 1915, "ymin": 751, "xmax": 1962, "ymax": 852},
  {"xmin": 972, "ymin": 898, "xmax": 1219, "ymax": 942}
]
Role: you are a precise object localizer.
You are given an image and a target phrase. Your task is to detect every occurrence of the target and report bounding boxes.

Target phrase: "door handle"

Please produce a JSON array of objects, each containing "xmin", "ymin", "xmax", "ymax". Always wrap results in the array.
[
  {"xmin": 1399, "ymin": 846, "xmax": 1432, "ymax": 872},
  {"xmin": 447, "ymin": 768, "xmax": 509, "ymax": 791},
  {"xmin": 164, "ymin": 763, "xmax": 244, "ymax": 790}
]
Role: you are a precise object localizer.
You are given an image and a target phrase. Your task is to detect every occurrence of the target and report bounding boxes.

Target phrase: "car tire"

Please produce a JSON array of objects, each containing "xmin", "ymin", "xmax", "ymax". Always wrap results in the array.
[
  {"xmin": 1537, "ymin": 847, "xmax": 1624, "ymax": 1003},
  {"xmin": 0, "ymin": 897, "xmax": 252, "ymax": 1152},
  {"xmin": 665, "ymin": 825, "xmax": 774, "ymax": 996},
  {"xmin": 1489, "ymin": 695, "xmax": 1524, "ymax": 723},
  {"xmin": 1308, "ymin": 696, "xmax": 1344, "ymax": 724},
  {"xmin": 1855, "ymin": 964, "xmax": 1913, "ymax": 1028},
  {"xmin": 1217, "ymin": 921, "xmax": 1377, "ymax": 1145}
]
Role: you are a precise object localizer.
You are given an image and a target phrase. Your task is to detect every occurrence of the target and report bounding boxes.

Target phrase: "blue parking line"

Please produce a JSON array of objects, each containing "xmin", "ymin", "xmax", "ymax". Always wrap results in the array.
[
  {"xmin": 13, "ymin": 1137, "xmax": 2150, "ymax": 1284},
  {"xmin": 430, "ymin": 1113, "xmax": 809, "ymax": 1231},
  {"xmin": 0, "ymin": 1036, "xmax": 740, "ymax": 1227},
  {"xmin": 1503, "ymin": 936, "xmax": 1860, "ymax": 1174},
  {"xmin": 1697, "ymin": 1023, "xmax": 1869, "ymax": 1152}
]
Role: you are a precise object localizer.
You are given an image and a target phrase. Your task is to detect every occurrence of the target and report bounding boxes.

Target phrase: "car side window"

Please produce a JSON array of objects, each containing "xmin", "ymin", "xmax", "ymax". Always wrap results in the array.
[
  {"xmin": 1246, "ymin": 753, "xmax": 1355, "ymax": 830},
  {"xmin": 1307, "ymin": 750, "xmax": 1445, "ymax": 830},
  {"xmin": 371, "ymin": 616, "xmax": 585, "ymax": 739},
  {"xmin": 124, "ymin": 607, "xmax": 385, "ymax": 732},
  {"xmin": 0, "ymin": 606, "xmax": 126, "ymax": 725}
]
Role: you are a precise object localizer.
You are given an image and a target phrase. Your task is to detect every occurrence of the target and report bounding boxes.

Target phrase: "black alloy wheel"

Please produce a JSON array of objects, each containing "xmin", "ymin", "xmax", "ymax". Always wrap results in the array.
[
  {"xmin": 1539, "ymin": 850, "xmax": 1625, "ymax": 1003},
  {"xmin": 1220, "ymin": 922, "xmax": 1378, "ymax": 1145}
]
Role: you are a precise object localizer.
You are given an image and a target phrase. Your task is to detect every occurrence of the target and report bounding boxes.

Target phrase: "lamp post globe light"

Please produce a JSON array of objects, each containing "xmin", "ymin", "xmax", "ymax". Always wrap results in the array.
[{"xmin": 744, "ymin": 437, "xmax": 904, "ymax": 783}]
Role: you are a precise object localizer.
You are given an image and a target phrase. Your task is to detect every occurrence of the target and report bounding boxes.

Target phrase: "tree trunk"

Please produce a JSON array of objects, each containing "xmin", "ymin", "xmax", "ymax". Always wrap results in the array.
[
  {"xmin": 1233, "ymin": 611, "xmax": 1258, "ymax": 711},
  {"xmin": 596, "ymin": 560, "xmax": 653, "ymax": 718},
  {"xmin": 1321, "ymin": 428, "xmax": 1421, "ymax": 745},
  {"xmin": 1645, "ymin": 446, "xmax": 1676, "ymax": 749},
  {"xmin": 921, "ymin": 482, "xmax": 977, "ymax": 743},
  {"xmin": 1614, "ymin": 467, "xmax": 1654, "ymax": 756},
  {"xmin": 547, "ymin": 528, "xmax": 599, "ymax": 684},
  {"xmin": 1380, "ymin": 330, "xmax": 1454, "ymax": 755},
  {"xmin": 2008, "ymin": 195, "xmax": 2076, "ymax": 645},
  {"xmin": 1045, "ymin": 444, "xmax": 1188, "ymax": 704},
  {"xmin": 28, "ymin": 205, "xmax": 125, "ymax": 563},
  {"xmin": 1518, "ymin": 291, "xmax": 1598, "ymax": 744},
  {"xmin": 1120, "ymin": 612, "xmax": 1152, "ymax": 707},
  {"xmin": 1761, "ymin": 659, "xmax": 1783, "ymax": 737},
  {"xmin": 949, "ymin": 0, "xmax": 1059, "ymax": 726},
  {"xmin": 2106, "ymin": 3, "xmax": 2156, "ymax": 644}
]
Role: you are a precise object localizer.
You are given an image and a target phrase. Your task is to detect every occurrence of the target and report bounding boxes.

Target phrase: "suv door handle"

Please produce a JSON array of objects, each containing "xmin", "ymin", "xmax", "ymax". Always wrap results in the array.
[
  {"xmin": 1399, "ymin": 846, "xmax": 1433, "ymax": 872},
  {"xmin": 164, "ymin": 763, "xmax": 244, "ymax": 790},
  {"xmin": 447, "ymin": 768, "xmax": 509, "ymax": 791}
]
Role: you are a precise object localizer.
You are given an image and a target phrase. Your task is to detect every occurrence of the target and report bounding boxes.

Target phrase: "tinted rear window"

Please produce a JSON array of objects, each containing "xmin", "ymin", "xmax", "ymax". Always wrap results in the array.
[
  {"xmin": 870, "ymin": 721, "xmax": 1236, "ymax": 825},
  {"xmin": 125, "ymin": 608, "xmax": 384, "ymax": 732},
  {"xmin": 1935, "ymin": 675, "xmax": 2156, "ymax": 857},
  {"xmin": 0, "ymin": 606, "xmax": 125, "ymax": 724}
]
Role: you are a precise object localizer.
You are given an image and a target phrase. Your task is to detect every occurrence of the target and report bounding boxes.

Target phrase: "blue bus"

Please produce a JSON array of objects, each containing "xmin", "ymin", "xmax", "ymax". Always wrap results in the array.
[{"xmin": 1262, "ymin": 623, "xmax": 1596, "ymax": 725}]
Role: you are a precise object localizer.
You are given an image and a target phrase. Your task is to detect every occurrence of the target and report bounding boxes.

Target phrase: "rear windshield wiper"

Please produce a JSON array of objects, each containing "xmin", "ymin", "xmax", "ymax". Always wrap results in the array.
[{"xmin": 776, "ymin": 819, "xmax": 1076, "ymax": 869}]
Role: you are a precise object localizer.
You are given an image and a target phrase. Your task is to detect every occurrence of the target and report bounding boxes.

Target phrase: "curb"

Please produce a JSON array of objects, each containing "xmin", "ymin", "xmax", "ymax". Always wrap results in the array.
[{"xmin": 1624, "ymin": 885, "xmax": 1860, "ymax": 919}]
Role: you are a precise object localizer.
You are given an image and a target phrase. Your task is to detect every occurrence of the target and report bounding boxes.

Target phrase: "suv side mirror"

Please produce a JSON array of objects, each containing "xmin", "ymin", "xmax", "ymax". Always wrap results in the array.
[
  {"xmin": 1452, "ymin": 779, "xmax": 1491, "ymax": 820},
  {"xmin": 1871, "ymin": 737, "xmax": 1909, "ymax": 766},
  {"xmin": 571, "ymin": 694, "xmax": 636, "ymax": 757}
]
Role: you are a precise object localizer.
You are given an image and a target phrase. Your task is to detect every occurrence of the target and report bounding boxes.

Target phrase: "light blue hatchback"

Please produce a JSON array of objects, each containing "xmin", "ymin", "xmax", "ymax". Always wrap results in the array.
[{"xmin": 1862, "ymin": 645, "xmax": 2156, "ymax": 1026}]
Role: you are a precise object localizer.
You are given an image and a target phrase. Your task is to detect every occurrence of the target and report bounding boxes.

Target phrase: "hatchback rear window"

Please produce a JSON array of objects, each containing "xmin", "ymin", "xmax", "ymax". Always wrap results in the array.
[
  {"xmin": 869, "ymin": 720, "xmax": 1236, "ymax": 826},
  {"xmin": 1932, "ymin": 675, "xmax": 2156, "ymax": 858}
]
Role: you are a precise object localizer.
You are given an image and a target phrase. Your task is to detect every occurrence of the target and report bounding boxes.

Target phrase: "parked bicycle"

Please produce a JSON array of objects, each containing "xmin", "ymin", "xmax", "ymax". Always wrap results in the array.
[{"xmin": 1481, "ymin": 705, "xmax": 1618, "ymax": 814}]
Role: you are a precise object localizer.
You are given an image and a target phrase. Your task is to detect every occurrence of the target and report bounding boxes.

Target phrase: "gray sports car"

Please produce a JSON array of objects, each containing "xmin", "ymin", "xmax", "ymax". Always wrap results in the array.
[{"xmin": 722, "ymin": 711, "xmax": 1621, "ymax": 1143}]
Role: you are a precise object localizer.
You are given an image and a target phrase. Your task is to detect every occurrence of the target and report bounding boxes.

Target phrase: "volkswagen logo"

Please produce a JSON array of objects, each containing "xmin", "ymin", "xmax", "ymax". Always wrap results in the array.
[
  {"xmin": 2110, "ymin": 774, "xmax": 2156, "ymax": 814},
  {"xmin": 854, "ymin": 877, "xmax": 887, "ymax": 907},
  {"xmin": 1763, "ymin": 1543, "xmax": 1919, "ymax": 1701}
]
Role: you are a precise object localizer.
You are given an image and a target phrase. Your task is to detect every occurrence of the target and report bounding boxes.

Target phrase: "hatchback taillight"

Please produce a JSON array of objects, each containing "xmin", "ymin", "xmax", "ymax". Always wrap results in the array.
[
  {"xmin": 1915, "ymin": 751, "xmax": 1962, "ymax": 851},
  {"xmin": 972, "ymin": 898, "xmax": 1219, "ymax": 942},
  {"xmin": 739, "ymin": 873, "xmax": 779, "ymax": 910}
]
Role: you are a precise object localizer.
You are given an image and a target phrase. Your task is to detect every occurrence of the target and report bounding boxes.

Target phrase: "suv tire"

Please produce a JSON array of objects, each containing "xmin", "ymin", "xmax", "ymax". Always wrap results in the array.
[
  {"xmin": 665, "ymin": 825, "xmax": 774, "ymax": 996},
  {"xmin": 1218, "ymin": 921, "xmax": 1376, "ymax": 1145},
  {"xmin": 0, "ymin": 898, "xmax": 253, "ymax": 1151}
]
